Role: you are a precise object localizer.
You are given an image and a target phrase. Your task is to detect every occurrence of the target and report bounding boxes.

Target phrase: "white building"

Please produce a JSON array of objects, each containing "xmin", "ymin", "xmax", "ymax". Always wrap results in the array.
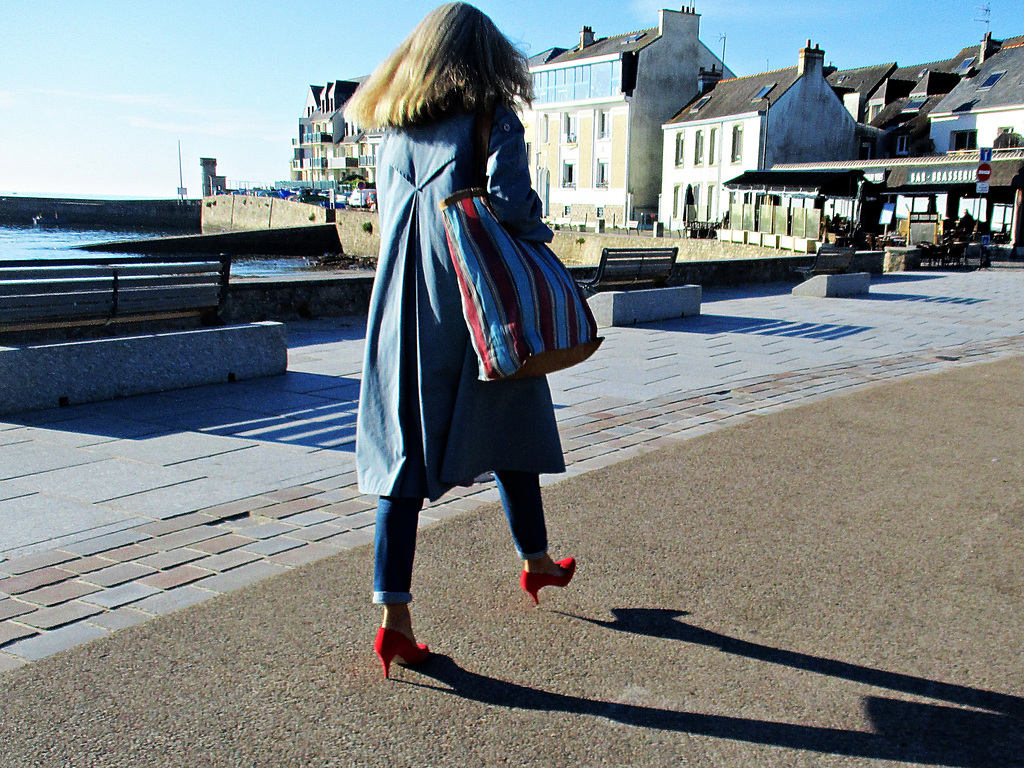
[
  {"xmin": 660, "ymin": 43, "xmax": 859, "ymax": 228},
  {"xmin": 521, "ymin": 6, "xmax": 730, "ymax": 228}
]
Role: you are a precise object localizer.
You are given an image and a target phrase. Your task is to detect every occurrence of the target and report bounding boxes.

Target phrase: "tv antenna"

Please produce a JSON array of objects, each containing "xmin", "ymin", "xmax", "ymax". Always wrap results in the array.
[
  {"xmin": 975, "ymin": 3, "xmax": 991, "ymax": 33},
  {"xmin": 718, "ymin": 33, "xmax": 726, "ymax": 69}
]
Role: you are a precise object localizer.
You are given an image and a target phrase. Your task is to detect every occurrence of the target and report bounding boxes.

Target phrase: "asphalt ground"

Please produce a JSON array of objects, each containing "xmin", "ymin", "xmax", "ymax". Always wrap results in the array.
[{"xmin": 0, "ymin": 354, "xmax": 1021, "ymax": 767}]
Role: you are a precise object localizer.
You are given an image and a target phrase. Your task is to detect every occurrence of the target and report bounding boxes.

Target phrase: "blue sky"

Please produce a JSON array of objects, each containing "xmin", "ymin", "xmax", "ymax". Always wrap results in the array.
[{"xmin": 1, "ymin": 0, "xmax": 1018, "ymax": 199}]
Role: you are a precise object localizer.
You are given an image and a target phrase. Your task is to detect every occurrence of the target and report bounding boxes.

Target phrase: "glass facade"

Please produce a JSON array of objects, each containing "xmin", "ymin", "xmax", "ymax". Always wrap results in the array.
[{"xmin": 533, "ymin": 60, "xmax": 623, "ymax": 104}]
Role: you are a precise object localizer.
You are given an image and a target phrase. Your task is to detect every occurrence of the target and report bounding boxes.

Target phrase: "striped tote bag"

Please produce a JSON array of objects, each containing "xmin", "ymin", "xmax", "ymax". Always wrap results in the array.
[{"xmin": 440, "ymin": 189, "xmax": 602, "ymax": 382}]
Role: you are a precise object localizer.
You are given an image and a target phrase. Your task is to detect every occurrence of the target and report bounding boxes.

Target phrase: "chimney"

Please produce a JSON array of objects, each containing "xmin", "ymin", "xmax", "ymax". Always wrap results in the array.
[
  {"xmin": 798, "ymin": 41, "xmax": 825, "ymax": 77},
  {"xmin": 698, "ymin": 65, "xmax": 723, "ymax": 94},
  {"xmin": 978, "ymin": 31, "xmax": 1002, "ymax": 64},
  {"xmin": 579, "ymin": 26, "xmax": 594, "ymax": 50}
]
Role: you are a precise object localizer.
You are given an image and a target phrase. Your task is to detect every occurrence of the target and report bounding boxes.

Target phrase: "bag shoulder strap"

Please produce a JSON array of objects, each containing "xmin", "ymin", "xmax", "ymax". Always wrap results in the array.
[{"xmin": 473, "ymin": 104, "xmax": 495, "ymax": 189}]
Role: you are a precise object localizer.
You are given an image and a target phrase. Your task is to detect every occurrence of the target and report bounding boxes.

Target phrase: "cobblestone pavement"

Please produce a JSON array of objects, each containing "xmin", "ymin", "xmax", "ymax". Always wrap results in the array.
[{"xmin": 2, "ymin": 269, "xmax": 1024, "ymax": 671}]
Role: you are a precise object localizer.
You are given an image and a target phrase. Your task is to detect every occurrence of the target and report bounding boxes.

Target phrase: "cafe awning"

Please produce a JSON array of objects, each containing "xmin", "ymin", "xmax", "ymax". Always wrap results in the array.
[
  {"xmin": 724, "ymin": 170, "xmax": 868, "ymax": 198},
  {"xmin": 886, "ymin": 159, "xmax": 1024, "ymax": 192}
]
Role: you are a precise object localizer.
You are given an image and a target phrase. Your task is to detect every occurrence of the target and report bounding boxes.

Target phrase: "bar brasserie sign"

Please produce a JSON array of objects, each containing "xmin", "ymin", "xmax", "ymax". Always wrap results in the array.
[{"xmin": 908, "ymin": 167, "xmax": 975, "ymax": 185}]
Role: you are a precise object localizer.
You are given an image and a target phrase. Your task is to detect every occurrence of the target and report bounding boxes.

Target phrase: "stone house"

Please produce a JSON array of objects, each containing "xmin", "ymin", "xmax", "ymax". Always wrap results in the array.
[
  {"xmin": 520, "ymin": 6, "xmax": 730, "ymax": 228},
  {"xmin": 659, "ymin": 43, "xmax": 858, "ymax": 227}
]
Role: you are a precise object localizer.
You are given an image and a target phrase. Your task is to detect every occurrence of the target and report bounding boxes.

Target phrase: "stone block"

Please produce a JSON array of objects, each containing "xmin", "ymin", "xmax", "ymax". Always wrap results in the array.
[
  {"xmin": 792, "ymin": 272, "xmax": 870, "ymax": 298},
  {"xmin": 0, "ymin": 322, "xmax": 288, "ymax": 416},
  {"xmin": 587, "ymin": 286, "xmax": 701, "ymax": 328}
]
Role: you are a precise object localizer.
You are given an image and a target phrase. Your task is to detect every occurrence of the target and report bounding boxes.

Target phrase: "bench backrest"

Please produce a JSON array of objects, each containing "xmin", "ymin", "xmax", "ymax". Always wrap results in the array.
[
  {"xmin": 811, "ymin": 247, "xmax": 854, "ymax": 275},
  {"xmin": 0, "ymin": 255, "xmax": 230, "ymax": 331},
  {"xmin": 583, "ymin": 247, "xmax": 679, "ymax": 291}
]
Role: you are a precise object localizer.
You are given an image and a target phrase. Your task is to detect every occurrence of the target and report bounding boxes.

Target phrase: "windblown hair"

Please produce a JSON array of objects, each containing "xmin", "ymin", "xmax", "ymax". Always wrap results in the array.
[{"xmin": 344, "ymin": 3, "xmax": 533, "ymax": 129}]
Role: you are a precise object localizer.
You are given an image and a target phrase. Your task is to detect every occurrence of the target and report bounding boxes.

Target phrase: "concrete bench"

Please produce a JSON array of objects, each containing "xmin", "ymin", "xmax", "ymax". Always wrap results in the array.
[
  {"xmin": 587, "ymin": 285, "xmax": 701, "ymax": 328},
  {"xmin": 0, "ymin": 322, "xmax": 287, "ymax": 416},
  {"xmin": 577, "ymin": 247, "xmax": 679, "ymax": 295}
]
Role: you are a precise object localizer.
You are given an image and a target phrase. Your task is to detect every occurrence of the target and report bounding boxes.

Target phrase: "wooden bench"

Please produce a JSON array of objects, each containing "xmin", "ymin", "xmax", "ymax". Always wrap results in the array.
[
  {"xmin": 793, "ymin": 245, "xmax": 855, "ymax": 281},
  {"xmin": 0, "ymin": 254, "xmax": 231, "ymax": 340},
  {"xmin": 577, "ymin": 247, "xmax": 679, "ymax": 295}
]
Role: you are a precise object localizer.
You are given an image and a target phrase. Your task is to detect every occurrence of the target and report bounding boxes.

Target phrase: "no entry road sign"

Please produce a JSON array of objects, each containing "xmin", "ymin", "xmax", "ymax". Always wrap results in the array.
[{"xmin": 977, "ymin": 163, "xmax": 992, "ymax": 182}]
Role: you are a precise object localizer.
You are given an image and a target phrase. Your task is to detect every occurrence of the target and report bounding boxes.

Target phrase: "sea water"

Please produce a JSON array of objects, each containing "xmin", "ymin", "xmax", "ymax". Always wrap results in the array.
[{"xmin": 0, "ymin": 224, "xmax": 323, "ymax": 277}]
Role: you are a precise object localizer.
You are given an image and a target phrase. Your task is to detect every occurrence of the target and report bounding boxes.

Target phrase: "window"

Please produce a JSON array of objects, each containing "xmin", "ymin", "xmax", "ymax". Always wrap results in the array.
[
  {"xmin": 694, "ymin": 129, "xmax": 705, "ymax": 165},
  {"xmin": 563, "ymin": 114, "xmax": 577, "ymax": 143},
  {"xmin": 895, "ymin": 134, "xmax": 909, "ymax": 155},
  {"xmin": 956, "ymin": 56, "xmax": 976, "ymax": 72},
  {"xmin": 674, "ymin": 132, "xmax": 685, "ymax": 166},
  {"xmin": 869, "ymin": 102, "xmax": 883, "ymax": 121},
  {"xmin": 707, "ymin": 183, "xmax": 716, "ymax": 220},
  {"xmin": 903, "ymin": 97, "xmax": 926, "ymax": 112},
  {"xmin": 561, "ymin": 162, "xmax": 576, "ymax": 188},
  {"xmin": 950, "ymin": 129, "xmax": 978, "ymax": 151},
  {"xmin": 709, "ymin": 127, "xmax": 718, "ymax": 165},
  {"xmin": 751, "ymin": 84, "xmax": 775, "ymax": 101},
  {"xmin": 597, "ymin": 110, "xmax": 610, "ymax": 139},
  {"xmin": 563, "ymin": 205, "xmax": 571, "ymax": 216},
  {"xmin": 979, "ymin": 71, "xmax": 1005, "ymax": 89},
  {"xmin": 691, "ymin": 94, "xmax": 712, "ymax": 113},
  {"xmin": 673, "ymin": 185, "xmax": 686, "ymax": 220},
  {"xmin": 731, "ymin": 124, "xmax": 743, "ymax": 163},
  {"xmin": 596, "ymin": 206, "xmax": 604, "ymax": 218},
  {"xmin": 596, "ymin": 161, "xmax": 610, "ymax": 188}
]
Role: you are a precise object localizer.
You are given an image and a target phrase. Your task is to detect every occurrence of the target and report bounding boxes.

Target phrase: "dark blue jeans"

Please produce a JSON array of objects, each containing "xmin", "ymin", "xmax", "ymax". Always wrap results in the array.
[{"xmin": 373, "ymin": 470, "xmax": 548, "ymax": 604}]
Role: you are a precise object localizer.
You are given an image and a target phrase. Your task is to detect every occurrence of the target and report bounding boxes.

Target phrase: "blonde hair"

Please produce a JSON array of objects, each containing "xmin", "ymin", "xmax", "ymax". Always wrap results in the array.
[{"xmin": 344, "ymin": 3, "xmax": 533, "ymax": 129}]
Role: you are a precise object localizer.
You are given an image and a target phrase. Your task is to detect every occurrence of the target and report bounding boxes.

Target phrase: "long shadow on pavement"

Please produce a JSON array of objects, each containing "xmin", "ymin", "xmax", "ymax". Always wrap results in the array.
[{"xmin": 406, "ymin": 652, "xmax": 1020, "ymax": 766}]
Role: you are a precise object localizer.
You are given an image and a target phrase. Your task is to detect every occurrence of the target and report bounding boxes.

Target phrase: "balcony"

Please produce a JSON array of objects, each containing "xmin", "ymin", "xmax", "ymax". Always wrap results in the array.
[{"xmin": 300, "ymin": 132, "xmax": 334, "ymax": 145}]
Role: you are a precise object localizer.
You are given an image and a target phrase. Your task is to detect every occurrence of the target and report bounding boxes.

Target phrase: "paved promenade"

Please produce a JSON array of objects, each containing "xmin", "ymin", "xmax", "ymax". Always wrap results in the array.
[
  {"xmin": 3, "ymin": 269, "xmax": 1024, "ymax": 669},
  {"xmin": 1, "ymin": 269, "xmax": 1023, "ymax": 765}
]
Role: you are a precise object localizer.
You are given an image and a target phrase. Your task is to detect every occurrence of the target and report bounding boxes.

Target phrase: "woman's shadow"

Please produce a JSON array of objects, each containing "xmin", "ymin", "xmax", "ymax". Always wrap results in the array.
[{"xmin": 405, "ymin": 608, "xmax": 1023, "ymax": 767}]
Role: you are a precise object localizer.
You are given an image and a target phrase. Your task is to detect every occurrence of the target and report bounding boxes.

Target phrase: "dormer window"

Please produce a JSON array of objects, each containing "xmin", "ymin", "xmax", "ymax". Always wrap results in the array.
[
  {"xmin": 752, "ymin": 84, "xmax": 775, "ymax": 101},
  {"xmin": 979, "ymin": 71, "xmax": 1005, "ymax": 89}
]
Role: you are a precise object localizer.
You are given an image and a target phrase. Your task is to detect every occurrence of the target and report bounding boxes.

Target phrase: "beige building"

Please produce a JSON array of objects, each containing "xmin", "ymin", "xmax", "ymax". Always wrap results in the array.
[
  {"xmin": 290, "ymin": 80, "xmax": 382, "ymax": 189},
  {"xmin": 521, "ymin": 6, "xmax": 730, "ymax": 228}
]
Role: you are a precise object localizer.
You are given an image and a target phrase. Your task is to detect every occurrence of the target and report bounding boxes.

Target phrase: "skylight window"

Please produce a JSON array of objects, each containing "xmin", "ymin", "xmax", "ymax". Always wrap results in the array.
[
  {"xmin": 979, "ymin": 71, "xmax": 1005, "ymax": 89},
  {"xmin": 956, "ymin": 56, "xmax": 976, "ymax": 72},
  {"xmin": 903, "ymin": 97, "xmax": 927, "ymax": 112},
  {"xmin": 621, "ymin": 33, "xmax": 644, "ymax": 45},
  {"xmin": 690, "ymin": 94, "xmax": 712, "ymax": 112},
  {"xmin": 751, "ymin": 84, "xmax": 775, "ymax": 101}
]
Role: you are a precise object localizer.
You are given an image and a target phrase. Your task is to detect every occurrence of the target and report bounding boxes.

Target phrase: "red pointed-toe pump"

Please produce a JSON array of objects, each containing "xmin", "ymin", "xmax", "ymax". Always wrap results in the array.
[
  {"xmin": 374, "ymin": 627, "xmax": 430, "ymax": 678},
  {"xmin": 520, "ymin": 557, "xmax": 576, "ymax": 604}
]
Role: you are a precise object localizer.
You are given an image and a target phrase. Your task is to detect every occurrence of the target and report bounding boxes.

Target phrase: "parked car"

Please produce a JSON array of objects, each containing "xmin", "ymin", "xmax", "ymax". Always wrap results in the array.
[{"xmin": 347, "ymin": 189, "xmax": 377, "ymax": 210}]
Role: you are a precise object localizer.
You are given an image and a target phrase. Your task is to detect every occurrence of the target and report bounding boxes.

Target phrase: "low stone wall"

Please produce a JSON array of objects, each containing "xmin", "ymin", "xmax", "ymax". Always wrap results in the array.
[
  {"xmin": 0, "ymin": 196, "xmax": 200, "ymax": 231},
  {"xmin": 223, "ymin": 253, "xmax": 828, "ymax": 322},
  {"xmin": 223, "ymin": 273, "xmax": 375, "ymax": 323}
]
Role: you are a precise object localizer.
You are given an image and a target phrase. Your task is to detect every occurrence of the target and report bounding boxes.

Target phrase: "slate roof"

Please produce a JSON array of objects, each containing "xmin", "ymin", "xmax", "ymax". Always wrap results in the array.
[
  {"xmin": 827, "ymin": 63, "xmax": 896, "ymax": 98},
  {"xmin": 541, "ymin": 27, "xmax": 659, "ymax": 65},
  {"xmin": 870, "ymin": 93, "xmax": 945, "ymax": 129},
  {"xmin": 932, "ymin": 41, "xmax": 1024, "ymax": 115},
  {"xmin": 665, "ymin": 66, "xmax": 802, "ymax": 125}
]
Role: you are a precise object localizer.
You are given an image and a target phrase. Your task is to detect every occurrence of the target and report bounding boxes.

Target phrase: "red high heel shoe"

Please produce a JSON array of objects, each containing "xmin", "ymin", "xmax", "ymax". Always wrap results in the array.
[
  {"xmin": 374, "ymin": 627, "xmax": 430, "ymax": 678},
  {"xmin": 521, "ymin": 557, "xmax": 576, "ymax": 604}
]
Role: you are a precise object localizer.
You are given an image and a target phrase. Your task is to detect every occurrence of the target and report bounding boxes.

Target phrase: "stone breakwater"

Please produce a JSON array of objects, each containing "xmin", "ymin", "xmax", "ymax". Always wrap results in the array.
[{"xmin": 0, "ymin": 196, "xmax": 201, "ymax": 232}]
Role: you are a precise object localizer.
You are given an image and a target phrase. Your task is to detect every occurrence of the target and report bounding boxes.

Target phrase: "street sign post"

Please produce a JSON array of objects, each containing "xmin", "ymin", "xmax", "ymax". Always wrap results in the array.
[
  {"xmin": 980, "ymin": 147, "xmax": 993, "ymax": 163},
  {"xmin": 977, "ymin": 163, "xmax": 992, "ymax": 182}
]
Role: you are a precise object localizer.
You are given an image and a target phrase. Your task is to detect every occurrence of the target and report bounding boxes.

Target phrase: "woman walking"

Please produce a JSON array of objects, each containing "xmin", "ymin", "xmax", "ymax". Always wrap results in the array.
[{"xmin": 346, "ymin": 3, "xmax": 576, "ymax": 678}]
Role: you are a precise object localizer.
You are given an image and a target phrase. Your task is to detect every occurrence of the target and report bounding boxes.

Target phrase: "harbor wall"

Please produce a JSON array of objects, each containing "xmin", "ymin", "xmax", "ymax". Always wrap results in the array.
[
  {"xmin": 0, "ymin": 196, "xmax": 200, "ymax": 231},
  {"xmin": 201, "ymin": 195, "xmax": 330, "ymax": 233}
]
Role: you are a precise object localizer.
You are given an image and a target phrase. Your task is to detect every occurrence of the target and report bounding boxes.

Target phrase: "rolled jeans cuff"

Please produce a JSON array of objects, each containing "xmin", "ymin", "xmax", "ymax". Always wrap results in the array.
[
  {"xmin": 518, "ymin": 547, "xmax": 548, "ymax": 560},
  {"xmin": 373, "ymin": 590, "xmax": 412, "ymax": 605}
]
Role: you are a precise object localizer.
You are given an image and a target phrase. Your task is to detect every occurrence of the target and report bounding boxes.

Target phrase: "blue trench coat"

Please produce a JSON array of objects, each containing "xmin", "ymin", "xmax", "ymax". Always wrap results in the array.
[{"xmin": 356, "ymin": 104, "xmax": 565, "ymax": 501}]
